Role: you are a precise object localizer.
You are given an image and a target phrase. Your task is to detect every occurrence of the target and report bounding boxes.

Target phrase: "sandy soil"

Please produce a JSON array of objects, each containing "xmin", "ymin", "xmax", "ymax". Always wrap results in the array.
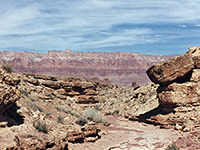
[{"xmin": 69, "ymin": 115, "xmax": 180, "ymax": 150}]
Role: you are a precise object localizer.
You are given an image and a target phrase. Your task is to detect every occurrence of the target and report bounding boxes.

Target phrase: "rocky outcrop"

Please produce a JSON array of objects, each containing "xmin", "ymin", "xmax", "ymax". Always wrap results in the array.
[
  {"xmin": 147, "ymin": 53, "xmax": 194, "ymax": 85},
  {"xmin": 0, "ymin": 68, "xmax": 20, "ymax": 114},
  {"xmin": 145, "ymin": 46, "xmax": 200, "ymax": 132},
  {"xmin": 0, "ymin": 50, "xmax": 175, "ymax": 86}
]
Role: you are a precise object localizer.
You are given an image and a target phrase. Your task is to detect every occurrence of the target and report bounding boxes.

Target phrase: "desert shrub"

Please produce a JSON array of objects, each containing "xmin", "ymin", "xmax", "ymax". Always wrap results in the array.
[
  {"xmin": 55, "ymin": 105, "xmax": 71, "ymax": 113},
  {"xmin": 62, "ymin": 107, "xmax": 71, "ymax": 114},
  {"xmin": 45, "ymin": 112, "xmax": 51, "ymax": 118},
  {"xmin": 82, "ymin": 108, "xmax": 102, "ymax": 123},
  {"xmin": 166, "ymin": 144, "xmax": 180, "ymax": 150},
  {"xmin": 33, "ymin": 104, "xmax": 43, "ymax": 112},
  {"xmin": 70, "ymin": 110, "xmax": 80, "ymax": 118},
  {"xmin": 28, "ymin": 101, "xmax": 43, "ymax": 112},
  {"xmin": 57, "ymin": 115, "xmax": 64, "ymax": 124},
  {"xmin": 33, "ymin": 120, "xmax": 48, "ymax": 133},
  {"xmin": 20, "ymin": 90, "xmax": 29, "ymax": 97},
  {"xmin": 1, "ymin": 63, "xmax": 13, "ymax": 73},
  {"xmin": 75, "ymin": 117, "xmax": 88, "ymax": 126},
  {"xmin": 102, "ymin": 119, "xmax": 110, "ymax": 126},
  {"xmin": 55, "ymin": 105, "xmax": 79, "ymax": 117},
  {"xmin": 112, "ymin": 110, "xmax": 119, "ymax": 115},
  {"xmin": 55, "ymin": 105, "xmax": 66, "ymax": 111}
]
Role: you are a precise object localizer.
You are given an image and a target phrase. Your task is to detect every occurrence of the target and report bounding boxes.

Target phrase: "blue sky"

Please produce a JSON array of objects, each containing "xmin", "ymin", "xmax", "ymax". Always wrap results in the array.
[{"xmin": 1, "ymin": 0, "xmax": 200, "ymax": 55}]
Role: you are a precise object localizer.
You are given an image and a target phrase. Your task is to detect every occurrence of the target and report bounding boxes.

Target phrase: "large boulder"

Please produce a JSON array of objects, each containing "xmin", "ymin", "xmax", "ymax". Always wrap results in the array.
[
  {"xmin": 143, "ymin": 46, "xmax": 200, "ymax": 131},
  {"xmin": 147, "ymin": 53, "xmax": 194, "ymax": 85}
]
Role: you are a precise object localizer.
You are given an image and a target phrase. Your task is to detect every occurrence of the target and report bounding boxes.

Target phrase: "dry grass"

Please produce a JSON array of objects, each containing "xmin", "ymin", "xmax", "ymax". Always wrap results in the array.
[
  {"xmin": 33, "ymin": 120, "xmax": 48, "ymax": 133},
  {"xmin": 1, "ymin": 63, "xmax": 13, "ymax": 73}
]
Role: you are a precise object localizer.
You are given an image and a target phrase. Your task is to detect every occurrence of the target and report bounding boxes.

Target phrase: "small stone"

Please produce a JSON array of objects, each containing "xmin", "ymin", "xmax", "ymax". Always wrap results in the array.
[
  {"xmin": 84, "ymin": 136, "xmax": 98, "ymax": 142},
  {"xmin": 175, "ymin": 124, "xmax": 183, "ymax": 130},
  {"xmin": 0, "ymin": 122, "xmax": 8, "ymax": 128}
]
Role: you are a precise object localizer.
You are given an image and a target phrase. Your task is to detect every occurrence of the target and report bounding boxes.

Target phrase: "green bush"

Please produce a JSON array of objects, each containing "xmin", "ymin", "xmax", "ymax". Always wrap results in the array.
[
  {"xmin": 27, "ymin": 101, "xmax": 43, "ymax": 112},
  {"xmin": 75, "ymin": 117, "xmax": 88, "ymax": 126},
  {"xmin": 166, "ymin": 144, "xmax": 180, "ymax": 150},
  {"xmin": 20, "ymin": 90, "xmax": 29, "ymax": 97},
  {"xmin": 70, "ymin": 110, "xmax": 80, "ymax": 118},
  {"xmin": 55, "ymin": 105, "xmax": 71, "ymax": 113},
  {"xmin": 1, "ymin": 63, "xmax": 13, "ymax": 73},
  {"xmin": 57, "ymin": 115, "xmax": 64, "ymax": 124},
  {"xmin": 82, "ymin": 108, "xmax": 102, "ymax": 123},
  {"xmin": 102, "ymin": 119, "xmax": 110, "ymax": 126},
  {"xmin": 62, "ymin": 107, "xmax": 72, "ymax": 114},
  {"xmin": 33, "ymin": 120, "xmax": 48, "ymax": 133},
  {"xmin": 55, "ymin": 105, "xmax": 66, "ymax": 111},
  {"xmin": 55, "ymin": 105, "xmax": 79, "ymax": 117}
]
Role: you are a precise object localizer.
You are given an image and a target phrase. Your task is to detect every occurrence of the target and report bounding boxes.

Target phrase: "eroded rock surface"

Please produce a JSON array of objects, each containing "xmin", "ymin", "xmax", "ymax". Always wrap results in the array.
[
  {"xmin": 147, "ymin": 53, "xmax": 194, "ymax": 85},
  {"xmin": 0, "ymin": 68, "xmax": 20, "ymax": 114},
  {"xmin": 0, "ymin": 66, "xmax": 161, "ymax": 149},
  {"xmin": 145, "ymin": 46, "xmax": 200, "ymax": 133}
]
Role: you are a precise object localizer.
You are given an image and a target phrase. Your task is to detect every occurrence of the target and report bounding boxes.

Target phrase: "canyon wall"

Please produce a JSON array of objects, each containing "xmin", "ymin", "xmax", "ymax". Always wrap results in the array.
[{"xmin": 0, "ymin": 50, "xmax": 176, "ymax": 86}]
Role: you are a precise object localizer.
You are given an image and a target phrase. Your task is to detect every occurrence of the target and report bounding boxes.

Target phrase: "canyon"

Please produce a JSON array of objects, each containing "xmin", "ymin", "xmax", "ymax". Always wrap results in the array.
[
  {"xmin": 0, "ymin": 46, "xmax": 199, "ymax": 149},
  {"xmin": 0, "ymin": 49, "xmax": 176, "ymax": 86}
]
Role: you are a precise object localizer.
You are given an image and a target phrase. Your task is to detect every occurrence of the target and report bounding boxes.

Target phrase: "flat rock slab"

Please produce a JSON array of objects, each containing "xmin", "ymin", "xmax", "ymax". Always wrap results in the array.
[{"xmin": 68, "ymin": 116, "xmax": 180, "ymax": 150}]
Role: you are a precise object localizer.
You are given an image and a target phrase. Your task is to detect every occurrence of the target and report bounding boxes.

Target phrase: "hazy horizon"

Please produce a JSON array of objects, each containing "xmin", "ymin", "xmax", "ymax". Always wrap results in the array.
[{"xmin": 0, "ymin": 0, "xmax": 200, "ymax": 55}]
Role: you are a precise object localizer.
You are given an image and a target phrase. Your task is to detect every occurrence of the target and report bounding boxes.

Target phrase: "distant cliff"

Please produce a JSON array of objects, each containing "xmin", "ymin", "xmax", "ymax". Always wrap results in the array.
[{"xmin": 0, "ymin": 50, "xmax": 176, "ymax": 86}]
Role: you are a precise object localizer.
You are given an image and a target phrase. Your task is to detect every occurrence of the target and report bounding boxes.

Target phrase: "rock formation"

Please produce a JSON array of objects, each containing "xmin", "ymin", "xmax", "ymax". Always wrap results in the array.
[
  {"xmin": 0, "ymin": 64, "xmax": 161, "ymax": 149},
  {"xmin": 0, "ymin": 50, "xmax": 175, "ymax": 86},
  {"xmin": 0, "ymin": 47, "xmax": 198, "ymax": 149},
  {"xmin": 145, "ymin": 46, "xmax": 200, "ymax": 132},
  {"xmin": 0, "ymin": 68, "xmax": 20, "ymax": 115}
]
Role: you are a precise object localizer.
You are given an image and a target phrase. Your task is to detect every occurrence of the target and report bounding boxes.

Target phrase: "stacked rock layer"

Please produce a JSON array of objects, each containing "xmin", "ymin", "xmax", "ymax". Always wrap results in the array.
[{"xmin": 146, "ymin": 46, "xmax": 200, "ymax": 131}]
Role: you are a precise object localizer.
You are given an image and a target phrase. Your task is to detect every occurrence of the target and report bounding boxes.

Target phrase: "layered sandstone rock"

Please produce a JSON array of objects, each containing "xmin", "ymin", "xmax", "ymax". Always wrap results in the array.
[
  {"xmin": 147, "ymin": 46, "xmax": 200, "ymax": 106},
  {"xmin": 147, "ymin": 53, "xmax": 194, "ymax": 85},
  {"xmin": 158, "ymin": 82, "xmax": 200, "ymax": 106},
  {"xmin": 145, "ymin": 46, "xmax": 200, "ymax": 132}
]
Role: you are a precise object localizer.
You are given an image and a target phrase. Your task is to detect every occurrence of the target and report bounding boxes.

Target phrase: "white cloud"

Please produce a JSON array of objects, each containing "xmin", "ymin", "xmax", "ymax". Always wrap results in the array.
[
  {"xmin": 0, "ymin": 0, "xmax": 200, "ymax": 52},
  {"xmin": 178, "ymin": 24, "xmax": 187, "ymax": 28}
]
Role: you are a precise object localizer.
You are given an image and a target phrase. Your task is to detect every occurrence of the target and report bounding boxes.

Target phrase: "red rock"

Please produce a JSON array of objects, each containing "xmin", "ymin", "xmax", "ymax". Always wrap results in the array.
[{"xmin": 0, "ymin": 50, "xmax": 175, "ymax": 86}]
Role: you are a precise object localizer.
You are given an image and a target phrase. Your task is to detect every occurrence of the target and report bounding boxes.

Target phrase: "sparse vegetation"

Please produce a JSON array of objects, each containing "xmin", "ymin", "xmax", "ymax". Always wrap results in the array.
[
  {"xmin": 166, "ymin": 144, "xmax": 180, "ymax": 150},
  {"xmin": 1, "ymin": 63, "xmax": 13, "ymax": 73},
  {"xmin": 33, "ymin": 120, "xmax": 48, "ymax": 133},
  {"xmin": 112, "ymin": 110, "xmax": 119, "ymax": 115},
  {"xmin": 75, "ymin": 117, "xmax": 88, "ymax": 126},
  {"xmin": 62, "ymin": 107, "xmax": 71, "ymax": 113},
  {"xmin": 45, "ymin": 112, "xmax": 51, "ymax": 119},
  {"xmin": 70, "ymin": 110, "xmax": 80, "ymax": 118},
  {"xmin": 82, "ymin": 108, "xmax": 102, "ymax": 123},
  {"xmin": 55, "ymin": 105, "xmax": 71, "ymax": 113},
  {"xmin": 20, "ymin": 89, "xmax": 29, "ymax": 97},
  {"xmin": 102, "ymin": 119, "xmax": 110, "ymax": 126},
  {"xmin": 57, "ymin": 115, "xmax": 64, "ymax": 124},
  {"xmin": 55, "ymin": 105, "xmax": 79, "ymax": 117},
  {"xmin": 55, "ymin": 105, "xmax": 66, "ymax": 111},
  {"xmin": 27, "ymin": 101, "xmax": 43, "ymax": 112}
]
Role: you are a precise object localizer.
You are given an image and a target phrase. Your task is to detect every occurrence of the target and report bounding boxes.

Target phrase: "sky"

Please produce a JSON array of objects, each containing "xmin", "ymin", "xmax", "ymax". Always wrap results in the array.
[{"xmin": 1, "ymin": 0, "xmax": 200, "ymax": 55}]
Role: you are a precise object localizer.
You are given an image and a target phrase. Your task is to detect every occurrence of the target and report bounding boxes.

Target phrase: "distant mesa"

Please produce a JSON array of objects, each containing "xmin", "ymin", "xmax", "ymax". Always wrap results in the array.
[
  {"xmin": 65, "ymin": 49, "xmax": 72, "ymax": 52},
  {"xmin": 0, "ymin": 50, "xmax": 176, "ymax": 86}
]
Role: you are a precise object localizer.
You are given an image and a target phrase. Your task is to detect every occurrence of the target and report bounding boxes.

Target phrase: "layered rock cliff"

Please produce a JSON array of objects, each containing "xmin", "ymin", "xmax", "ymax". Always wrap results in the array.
[
  {"xmin": 0, "ymin": 50, "xmax": 176, "ymax": 86},
  {"xmin": 143, "ymin": 46, "xmax": 200, "ymax": 133}
]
